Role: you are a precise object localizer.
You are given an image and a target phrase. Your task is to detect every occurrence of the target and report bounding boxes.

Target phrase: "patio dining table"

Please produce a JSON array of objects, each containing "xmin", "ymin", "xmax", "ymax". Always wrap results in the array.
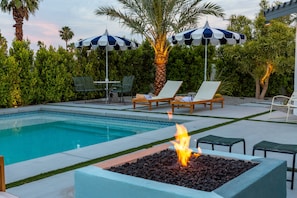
[{"xmin": 94, "ymin": 80, "xmax": 121, "ymax": 103}]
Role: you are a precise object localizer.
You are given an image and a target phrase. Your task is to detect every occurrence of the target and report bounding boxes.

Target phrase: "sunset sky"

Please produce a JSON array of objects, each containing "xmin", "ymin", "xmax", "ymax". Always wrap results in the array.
[{"xmin": 0, "ymin": 0, "xmax": 281, "ymax": 51}]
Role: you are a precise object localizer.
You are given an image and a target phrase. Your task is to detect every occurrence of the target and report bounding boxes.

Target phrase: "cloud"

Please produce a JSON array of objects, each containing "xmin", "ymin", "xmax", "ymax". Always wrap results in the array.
[
  {"xmin": 0, "ymin": 0, "xmax": 286, "ymax": 51},
  {"xmin": 24, "ymin": 20, "xmax": 61, "ymax": 48}
]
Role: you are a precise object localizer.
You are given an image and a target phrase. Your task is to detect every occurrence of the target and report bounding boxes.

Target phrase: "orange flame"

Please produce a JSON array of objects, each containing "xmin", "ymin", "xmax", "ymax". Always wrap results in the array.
[
  {"xmin": 167, "ymin": 110, "xmax": 173, "ymax": 120},
  {"xmin": 193, "ymin": 146, "xmax": 202, "ymax": 157},
  {"xmin": 171, "ymin": 124, "xmax": 193, "ymax": 166}
]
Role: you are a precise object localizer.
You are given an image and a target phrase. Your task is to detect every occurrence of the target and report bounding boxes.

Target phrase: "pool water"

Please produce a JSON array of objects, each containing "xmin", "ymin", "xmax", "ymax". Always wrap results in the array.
[{"xmin": 0, "ymin": 111, "xmax": 174, "ymax": 165}]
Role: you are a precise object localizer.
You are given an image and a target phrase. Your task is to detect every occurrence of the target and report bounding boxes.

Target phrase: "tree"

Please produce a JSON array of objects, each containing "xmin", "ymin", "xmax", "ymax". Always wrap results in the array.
[
  {"xmin": 227, "ymin": 15, "xmax": 253, "ymax": 40},
  {"xmin": 216, "ymin": 0, "xmax": 295, "ymax": 99},
  {"xmin": 247, "ymin": 18, "xmax": 294, "ymax": 99},
  {"xmin": 0, "ymin": 0, "xmax": 42, "ymax": 41},
  {"xmin": 95, "ymin": 0, "xmax": 224, "ymax": 94},
  {"xmin": 219, "ymin": 15, "xmax": 295, "ymax": 99},
  {"xmin": 59, "ymin": 26, "xmax": 74, "ymax": 50},
  {"xmin": 244, "ymin": 0, "xmax": 295, "ymax": 99}
]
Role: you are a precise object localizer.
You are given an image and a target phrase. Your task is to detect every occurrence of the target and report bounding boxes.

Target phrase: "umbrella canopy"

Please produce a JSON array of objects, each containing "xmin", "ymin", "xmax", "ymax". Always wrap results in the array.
[
  {"xmin": 75, "ymin": 29, "xmax": 138, "ymax": 101},
  {"xmin": 76, "ymin": 29, "xmax": 138, "ymax": 51},
  {"xmin": 171, "ymin": 21, "xmax": 246, "ymax": 80}
]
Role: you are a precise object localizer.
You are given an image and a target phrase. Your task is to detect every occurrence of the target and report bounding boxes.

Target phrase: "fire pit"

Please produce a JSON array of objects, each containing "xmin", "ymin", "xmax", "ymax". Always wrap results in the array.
[
  {"xmin": 75, "ymin": 124, "xmax": 287, "ymax": 198},
  {"xmin": 75, "ymin": 146, "xmax": 286, "ymax": 198},
  {"xmin": 107, "ymin": 149, "xmax": 257, "ymax": 192}
]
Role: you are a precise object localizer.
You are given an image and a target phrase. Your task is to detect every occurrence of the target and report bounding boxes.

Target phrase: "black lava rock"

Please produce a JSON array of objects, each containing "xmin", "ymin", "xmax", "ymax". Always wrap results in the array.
[{"xmin": 107, "ymin": 149, "xmax": 257, "ymax": 192}]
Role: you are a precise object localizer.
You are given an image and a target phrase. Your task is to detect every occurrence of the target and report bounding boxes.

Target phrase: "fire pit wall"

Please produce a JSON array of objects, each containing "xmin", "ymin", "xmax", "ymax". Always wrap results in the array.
[{"xmin": 75, "ymin": 149, "xmax": 287, "ymax": 198}]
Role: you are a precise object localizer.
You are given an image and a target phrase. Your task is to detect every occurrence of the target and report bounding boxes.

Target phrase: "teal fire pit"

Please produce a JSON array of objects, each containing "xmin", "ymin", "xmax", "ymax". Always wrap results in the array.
[{"xmin": 75, "ymin": 149, "xmax": 286, "ymax": 198}]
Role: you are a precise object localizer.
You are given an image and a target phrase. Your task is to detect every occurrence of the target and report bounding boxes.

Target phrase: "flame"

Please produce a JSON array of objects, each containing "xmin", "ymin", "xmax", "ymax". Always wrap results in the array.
[
  {"xmin": 168, "ymin": 112, "xmax": 201, "ymax": 166},
  {"xmin": 167, "ymin": 110, "xmax": 173, "ymax": 120},
  {"xmin": 171, "ymin": 124, "xmax": 193, "ymax": 166},
  {"xmin": 193, "ymin": 146, "xmax": 202, "ymax": 157}
]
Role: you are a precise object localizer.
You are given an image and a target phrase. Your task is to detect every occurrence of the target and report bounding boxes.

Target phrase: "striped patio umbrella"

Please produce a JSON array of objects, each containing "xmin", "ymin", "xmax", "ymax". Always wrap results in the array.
[
  {"xmin": 171, "ymin": 21, "xmax": 246, "ymax": 81},
  {"xmin": 75, "ymin": 29, "xmax": 138, "ymax": 101}
]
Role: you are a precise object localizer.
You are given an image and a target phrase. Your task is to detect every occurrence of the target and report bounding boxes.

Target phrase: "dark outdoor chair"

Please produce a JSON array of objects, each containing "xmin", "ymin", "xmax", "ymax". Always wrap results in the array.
[
  {"xmin": 111, "ymin": 75, "xmax": 135, "ymax": 103},
  {"xmin": 83, "ymin": 76, "xmax": 102, "ymax": 92},
  {"xmin": 72, "ymin": 76, "xmax": 85, "ymax": 92},
  {"xmin": 72, "ymin": 76, "xmax": 103, "ymax": 101}
]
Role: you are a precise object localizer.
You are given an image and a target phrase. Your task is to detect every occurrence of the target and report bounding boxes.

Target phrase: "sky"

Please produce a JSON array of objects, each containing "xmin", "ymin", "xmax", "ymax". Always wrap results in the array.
[{"xmin": 0, "ymin": 0, "xmax": 282, "ymax": 51}]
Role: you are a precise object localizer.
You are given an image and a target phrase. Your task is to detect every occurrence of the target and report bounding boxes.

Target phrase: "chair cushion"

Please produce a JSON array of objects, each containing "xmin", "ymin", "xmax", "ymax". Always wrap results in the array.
[{"xmin": 136, "ymin": 94, "xmax": 152, "ymax": 99}]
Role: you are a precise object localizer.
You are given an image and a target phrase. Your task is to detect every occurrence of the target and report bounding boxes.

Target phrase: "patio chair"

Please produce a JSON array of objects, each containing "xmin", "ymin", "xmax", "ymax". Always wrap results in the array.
[
  {"xmin": 269, "ymin": 91, "xmax": 297, "ymax": 122},
  {"xmin": 111, "ymin": 75, "xmax": 135, "ymax": 103},
  {"xmin": 72, "ymin": 76, "xmax": 103, "ymax": 102},
  {"xmin": 83, "ymin": 76, "xmax": 103, "ymax": 92},
  {"xmin": 73, "ymin": 76, "xmax": 102, "ymax": 92},
  {"xmin": 171, "ymin": 81, "xmax": 223, "ymax": 113},
  {"xmin": 0, "ymin": 156, "xmax": 19, "ymax": 198},
  {"xmin": 132, "ymin": 80, "xmax": 183, "ymax": 110},
  {"xmin": 72, "ymin": 76, "xmax": 85, "ymax": 92}
]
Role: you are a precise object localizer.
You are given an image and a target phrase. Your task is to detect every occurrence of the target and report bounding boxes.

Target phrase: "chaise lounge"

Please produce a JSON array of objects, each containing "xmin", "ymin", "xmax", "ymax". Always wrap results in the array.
[
  {"xmin": 171, "ymin": 81, "xmax": 223, "ymax": 113},
  {"xmin": 132, "ymin": 80, "xmax": 183, "ymax": 110}
]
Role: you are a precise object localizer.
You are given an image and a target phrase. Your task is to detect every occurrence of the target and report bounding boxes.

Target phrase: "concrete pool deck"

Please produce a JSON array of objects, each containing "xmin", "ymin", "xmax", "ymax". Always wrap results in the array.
[{"xmin": 3, "ymin": 97, "xmax": 297, "ymax": 198}]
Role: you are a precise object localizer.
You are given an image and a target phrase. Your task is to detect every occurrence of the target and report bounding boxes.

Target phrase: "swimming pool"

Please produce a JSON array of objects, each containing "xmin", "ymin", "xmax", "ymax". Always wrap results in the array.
[{"xmin": 0, "ymin": 111, "xmax": 175, "ymax": 165}]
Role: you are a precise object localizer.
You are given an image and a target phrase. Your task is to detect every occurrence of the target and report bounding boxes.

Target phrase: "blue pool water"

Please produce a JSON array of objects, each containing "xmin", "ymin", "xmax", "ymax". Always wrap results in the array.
[{"xmin": 0, "ymin": 111, "xmax": 175, "ymax": 165}]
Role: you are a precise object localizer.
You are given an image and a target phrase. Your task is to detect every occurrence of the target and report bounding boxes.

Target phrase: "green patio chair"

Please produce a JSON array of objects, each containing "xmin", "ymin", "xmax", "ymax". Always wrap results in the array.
[
  {"xmin": 72, "ymin": 76, "xmax": 103, "ymax": 102},
  {"xmin": 83, "ymin": 76, "xmax": 103, "ymax": 92},
  {"xmin": 111, "ymin": 75, "xmax": 135, "ymax": 103},
  {"xmin": 72, "ymin": 77, "xmax": 85, "ymax": 92}
]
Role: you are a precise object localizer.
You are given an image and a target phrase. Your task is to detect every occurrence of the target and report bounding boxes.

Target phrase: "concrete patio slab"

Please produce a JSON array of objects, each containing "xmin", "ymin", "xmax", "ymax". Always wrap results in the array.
[{"xmin": 1, "ymin": 98, "xmax": 296, "ymax": 198}]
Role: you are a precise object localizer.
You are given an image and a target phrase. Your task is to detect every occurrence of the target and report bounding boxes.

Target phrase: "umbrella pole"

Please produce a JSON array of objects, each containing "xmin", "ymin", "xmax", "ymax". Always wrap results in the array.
[
  {"xmin": 293, "ymin": 24, "xmax": 297, "ymax": 115},
  {"xmin": 105, "ymin": 47, "xmax": 109, "ymax": 103},
  {"xmin": 204, "ymin": 41, "xmax": 207, "ymax": 81}
]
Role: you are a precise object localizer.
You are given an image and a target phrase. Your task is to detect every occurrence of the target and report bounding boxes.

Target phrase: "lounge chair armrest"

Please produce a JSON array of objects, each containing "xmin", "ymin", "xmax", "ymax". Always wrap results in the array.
[
  {"xmin": 272, "ymin": 95, "xmax": 290, "ymax": 100},
  {"xmin": 271, "ymin": 95, "xmax": 291, "ymax": 105},
  {"xmin": 288, "ymin": 102, "xmax": 297, "ymax": 107}
]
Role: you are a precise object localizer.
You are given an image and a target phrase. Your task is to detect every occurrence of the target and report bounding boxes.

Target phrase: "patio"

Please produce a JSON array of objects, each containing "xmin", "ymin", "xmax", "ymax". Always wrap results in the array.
[{"xmin": 3, "ymin": 96, "xmax": 297, "ymax": 198}]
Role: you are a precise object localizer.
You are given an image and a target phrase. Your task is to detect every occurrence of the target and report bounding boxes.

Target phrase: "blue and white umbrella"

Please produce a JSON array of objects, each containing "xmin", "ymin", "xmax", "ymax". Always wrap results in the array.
[
  {"xmin": 75, "ymin": 29, "xmax": 138, "ymax": 101},
  {"xmin": 171, "ymin": 21, "xmax": 246, "ymax": 80}
]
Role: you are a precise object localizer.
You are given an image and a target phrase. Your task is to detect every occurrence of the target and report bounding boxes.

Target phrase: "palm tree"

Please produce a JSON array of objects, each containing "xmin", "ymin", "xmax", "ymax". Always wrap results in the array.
[
  {"xmin": 59, "ymin": 26, "xmax": 74, "ymax": 50},
  {"xmin": 95, "ymin": 0, "xmax": 224, "ymax": 94},
  {"xmin": 0, "ymin": 0, "xmax": 42, "ymax": 41}
]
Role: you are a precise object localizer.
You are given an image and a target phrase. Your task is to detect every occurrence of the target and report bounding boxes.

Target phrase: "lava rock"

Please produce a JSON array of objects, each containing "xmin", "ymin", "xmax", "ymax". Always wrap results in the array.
[{"xmin": 107, "ymin": 149, "xmax": 257, "ymax": 192}]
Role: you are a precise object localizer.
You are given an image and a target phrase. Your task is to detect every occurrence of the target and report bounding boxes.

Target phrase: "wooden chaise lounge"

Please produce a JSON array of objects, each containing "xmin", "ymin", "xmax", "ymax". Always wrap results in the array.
[
  {"xmin": 171, "ymin": 81, "xmax": 224, "ymax": 113},
  {"xmin": 132, "ymin": 80, "xmax": 183, "ymax": 110}
]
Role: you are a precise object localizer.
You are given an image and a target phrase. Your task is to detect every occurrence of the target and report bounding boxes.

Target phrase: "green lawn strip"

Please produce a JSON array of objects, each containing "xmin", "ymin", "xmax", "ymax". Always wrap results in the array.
[{"xmin": 6, "ymin": 111, "xmax": 270, "ymax": 189}]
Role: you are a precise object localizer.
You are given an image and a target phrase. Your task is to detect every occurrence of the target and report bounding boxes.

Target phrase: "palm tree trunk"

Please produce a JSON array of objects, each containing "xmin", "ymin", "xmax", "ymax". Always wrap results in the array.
[
  {"xmin": 13, "ymin": 9, "xmax": 24, "ymax": 41},
  {"xmin": 154, "ymin": 62, "xmax": 166, "ymax": 95},
  {"xmin": 154, "ymin": 52, "xmax": 168, "ymax": 95}
]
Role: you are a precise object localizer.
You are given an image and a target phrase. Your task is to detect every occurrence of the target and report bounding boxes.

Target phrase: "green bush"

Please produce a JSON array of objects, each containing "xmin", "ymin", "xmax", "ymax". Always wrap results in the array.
[{"xmin": 0, "ymin": 39, "xmax": 295, "ymax": 108}]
